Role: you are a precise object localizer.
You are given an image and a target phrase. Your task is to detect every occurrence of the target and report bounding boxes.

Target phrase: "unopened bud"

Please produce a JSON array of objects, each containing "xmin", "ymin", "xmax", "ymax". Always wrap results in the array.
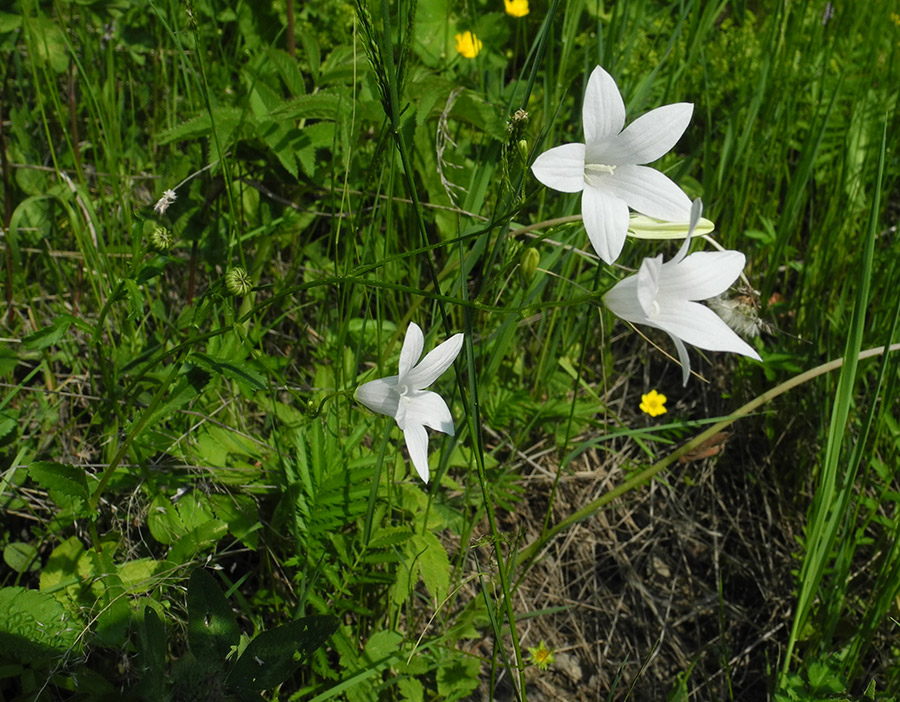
[
  {"xmin": 519, "ymin": 247, "xmax": 540, "ymax": 286},
  {"xmin": 225, "ymin": 267, "xmax": 252, "ymax": 296},
  {"xmin": 517, "ymin": 139, "xmax": 529, "ymax": 161},
  {"xmin": 149, "ymin": 226, "xmax": 174, "ymax": 252}
]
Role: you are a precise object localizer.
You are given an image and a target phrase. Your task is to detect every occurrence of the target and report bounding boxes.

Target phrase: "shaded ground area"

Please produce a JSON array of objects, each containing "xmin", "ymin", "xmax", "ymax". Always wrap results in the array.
[{"xmin": 475, "ymin": 364, "xmax": 799, "ymax": 701}]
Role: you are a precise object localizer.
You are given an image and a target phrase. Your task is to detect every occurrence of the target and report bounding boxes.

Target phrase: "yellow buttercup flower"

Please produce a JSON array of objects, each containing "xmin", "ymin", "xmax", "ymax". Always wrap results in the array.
[
  {"xmin": 640, "ymin": 389, "xmax": 667, "ymax": 417},
  {"xmin": 526, "ymin": 640, "xmax": 555, "ymax": 671},
  {"xmin": 505, "ymin": 0, "xmax": 529, "ymax": 17},
  {"xmin": 455, "ymin": 31, "xmax": 482, "ymax": 59}
]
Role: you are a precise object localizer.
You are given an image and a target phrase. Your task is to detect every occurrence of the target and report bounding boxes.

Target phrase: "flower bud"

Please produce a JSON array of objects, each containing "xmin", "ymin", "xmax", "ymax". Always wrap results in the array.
[
  {"xmin": 148, "ymin": 226, "xmax": 174, "ymax": 252},
  {"xmin": 224, "ymin": 267, "xmax": 252, "ymax": 296},
  {"xmin": 517, "ymin": 139, "xmax": 529, "ymax": 161},
  {"xmin": 518, "ymin": 247, "xmax": 540, "ymax": 286}
]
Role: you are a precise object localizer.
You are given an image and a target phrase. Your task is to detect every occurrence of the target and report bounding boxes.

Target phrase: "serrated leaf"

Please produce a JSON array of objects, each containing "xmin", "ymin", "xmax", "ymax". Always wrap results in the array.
[
  {"xmin": 156, "ymin": 107, "xmax": 246, "ymax": 146},
  {"xmin": 267, "ymin": 47, "xmax": 305, "ymax": 96},
  {"xmin": 28, "ymin": 461, "xmax": 90, "ymax": 509},
  {"xmin": 187, "ymin": 570, "xmax": 239, "ymax": 667},
  {"xmin": 0, "ymin": 408, "xmax": 18, "ymax": 443},
  {"xmin": 227, "ymin": 615, "xmax": 338, "ymax": 690},
  {"xmin": 268, "ymin": 92, "xmax": 340, "ymax": 121}
]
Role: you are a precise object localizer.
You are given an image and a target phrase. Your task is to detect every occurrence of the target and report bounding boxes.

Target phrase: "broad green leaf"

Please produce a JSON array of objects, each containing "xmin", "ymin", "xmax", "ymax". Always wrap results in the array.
[
  {"xmin": 187, "ymin": 570, "xmax": 239, "ymax": 667},
  {"xmin": 0, "ymin": 587, "xmax": 81, "ymax": 662},
  {"xmin": 436, "ymin": 656, "xmax": 479, "ymax": 701},
  {"xmin": 410, "ymin": 532, "xmax": 451, "ymax": 604},
  {"xmin": 168, "ymin": 519, "xmax": 228, "ymax": 563},
  {"xmin": 227, "ymin": 615, "xmax": 338, "ymax": 690},
  {"xmin": 134, "ymin": 606, "xmax": 167, "ymax": 700},
  {"xmin": 0, "ymin": 12, "xmax": 22, "ymax": 33},
  {"xmin": 3, "ymin": 543, "xmax": 39, "ymax": 573},
  {"xmin": 118, "ymin": 559, "xmax": 161, "ymax": 593}
]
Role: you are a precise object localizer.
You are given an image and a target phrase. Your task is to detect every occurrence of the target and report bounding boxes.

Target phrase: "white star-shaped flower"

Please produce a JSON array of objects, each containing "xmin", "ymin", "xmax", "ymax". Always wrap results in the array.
[
  {"xmin": 355, "ymin": 323, "xmax": 464, "ymax": 483},
  {"xmin": 603, "ymin": 200, "xmax": 762, "ymax": 385},
  {"xmin": 531, "ymin": 65, "xmax": 694, "ymax": 264}
]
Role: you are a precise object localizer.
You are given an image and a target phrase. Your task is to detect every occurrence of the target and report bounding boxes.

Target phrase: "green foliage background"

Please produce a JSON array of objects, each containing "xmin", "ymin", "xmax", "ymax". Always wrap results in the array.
[{"xmin": 1, "ymin": 0, "xmax": 899, "ymax": 699}]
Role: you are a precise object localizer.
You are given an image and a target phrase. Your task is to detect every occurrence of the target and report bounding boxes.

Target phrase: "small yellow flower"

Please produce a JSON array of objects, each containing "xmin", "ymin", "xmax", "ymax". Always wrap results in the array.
[
  {"xmin": 640, "ymin": 389, "xmax": 667, "ymax": 417},
  {"xmin": 505, "ymin": 0, "xmax": 529, "ymax": 18},
  {"xmin": 526, "ymin": 640, "xmax": 555, "ymax": 671},
  {"xmin": 455, "ymin": 31, "xmax": 482, "ymax": 59}
]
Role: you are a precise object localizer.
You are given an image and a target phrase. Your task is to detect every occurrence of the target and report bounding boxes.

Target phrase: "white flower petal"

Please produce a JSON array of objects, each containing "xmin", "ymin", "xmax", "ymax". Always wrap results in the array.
[
  {"xmin": 402, "ymin": 391, "xmax": 455, "ymax": 435},
  {"xmin": 604, "ymin": 165, "xmax": 692, "ymax": 222},
  {"xmin": 653, "ymin": 300, "xmax": 762, "ymax": 360},
  {"xmin": 636, "ymin": 255, "xmax": 663, "ymax": 318},
  {"xmin": 602, "ymin": 274, "xmax": 644, "ymax": 322},
  {"xmin": 406, "ymin": 332, "xmax": 464, "ymax": 389},
  {"xmin": 398, "ymin": 323, "xmax": 424, "ymax": 379},
  {"xmin": 356, "ymin": 377, "xmax": 400, "ymax": 417},
  {"xmin": 531, "ymin": 143, "xmax": 586, "ymax": 193},
  {"xmin": 582, "ymin": 66, "xmax": 625, "ymax": 145},
  {"xmin": 658, "ymin": 250, "xmax": 746, "ymax": 300},
  {"xmin": 667, "ymin": 333, "xmax": 693, "ymax": 386},
  {"xmin": 600, "ymin": 103, "xmax": 693, "ymax": 165},
  {"xmin": 402, "ymin": 421, "xmax": 431, "ymax": 483},
  {"xmin": 671, "ymin": 198, "xmax": 703, "ymax": 264},
  {"xmin": 582, "ymin": 185, "xmax": 630, "ymax": 264}
]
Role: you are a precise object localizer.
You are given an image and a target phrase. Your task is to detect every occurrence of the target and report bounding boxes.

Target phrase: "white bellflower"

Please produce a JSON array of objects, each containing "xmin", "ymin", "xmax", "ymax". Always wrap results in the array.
[
  {"xmin": 356, "ymin": 323, "xmax": 464, "ymax": 483},
  {"xmin": 531, "ymin": 65, "xmax": 694, "ymax": 264},
  {"xmin": 603, "ymin": 200, "xmax": 762, "ymax": 384}
]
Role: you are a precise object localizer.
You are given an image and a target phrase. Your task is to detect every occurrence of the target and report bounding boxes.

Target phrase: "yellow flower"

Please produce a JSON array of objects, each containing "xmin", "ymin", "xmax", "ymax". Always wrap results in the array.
[
  {"xmin": 505, "ymin": 0, "xmax": 529, "ymax": 17},
  {"xmin": 640, "ymin": 389, "xmax": 667, "ymax": 417},
  {"xmin": 526, "ymin": 640, "xmax": 555, "ymax": 670},
  {"xmin": 455, "ymin": 31, "xmax": 482, "ymax": 59}
]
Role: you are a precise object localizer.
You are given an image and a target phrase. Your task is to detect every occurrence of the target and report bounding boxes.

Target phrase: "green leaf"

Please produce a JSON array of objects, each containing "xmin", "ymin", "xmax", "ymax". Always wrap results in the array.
[
  {"xmin": 3, "ymin": 543, "xmax": 39, "ymax": 574},
  {"xmin": 22, "ymin": 315, "xmax": 74, "ymax": 350},
  {"xmin": 134, "ymin": 606, "xmax": 167, "ymax": 699},
  {"xmin": 156, "ymin": 107, "xmax": 245, "ymax": 146},
  {"xmin": 0, "ymin": 408, "xmax": 18, "ymax": 444},
  {"xmin": 268, "ymin": 92, "xmax": 341, "ymax": 121},
  {"xmin": 124, "ymin": 279, "xmax": 144, "ymax": 320},
  {"xmin": 0, "ymin": 587, "xmax": 81, "ymax": 662},
  {"xmin": 192, "ymin": 352, "xmax": 266, "ymax": 391},
  {"xmin": 411, "ymin": 532, "xmax": 451, "ymax": 604},
  {"xmin": 228, "ymin": 615, "xmax": 338, "ymax": 690},
  {"xmin": 0, "ymin": 12, "xmax": 22, "ymax": 33},
  {"xmin": 28, "ymin": 461, "xmax": 90, "ymax": 512},
  {"xmin": 187, "ymin": 570, "xmax": 239, "ymax": 667},
  {"xmin": 168, "ymin": 518, "xmax": 228, "ymax": 563},
  {"xmin": 266, "ymin": 47, "xmax": 306, "ymax": 96},
  {"xmin": 436, "ymin": 656, "xmax": 480, "ymax": 701}
]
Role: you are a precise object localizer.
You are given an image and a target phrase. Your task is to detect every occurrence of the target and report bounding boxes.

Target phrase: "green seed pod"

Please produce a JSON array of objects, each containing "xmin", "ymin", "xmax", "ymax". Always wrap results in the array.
[
  {"xmin": 224, "ymin": 267, "xmax": 252, "ymax": 296},
  {"xmin": 148, "ymin": 226, "xmax": 174, "ymax": 252},
  {"xmin": 519, "ymin": 247, "xmax": 540, "ymax": 286}
]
